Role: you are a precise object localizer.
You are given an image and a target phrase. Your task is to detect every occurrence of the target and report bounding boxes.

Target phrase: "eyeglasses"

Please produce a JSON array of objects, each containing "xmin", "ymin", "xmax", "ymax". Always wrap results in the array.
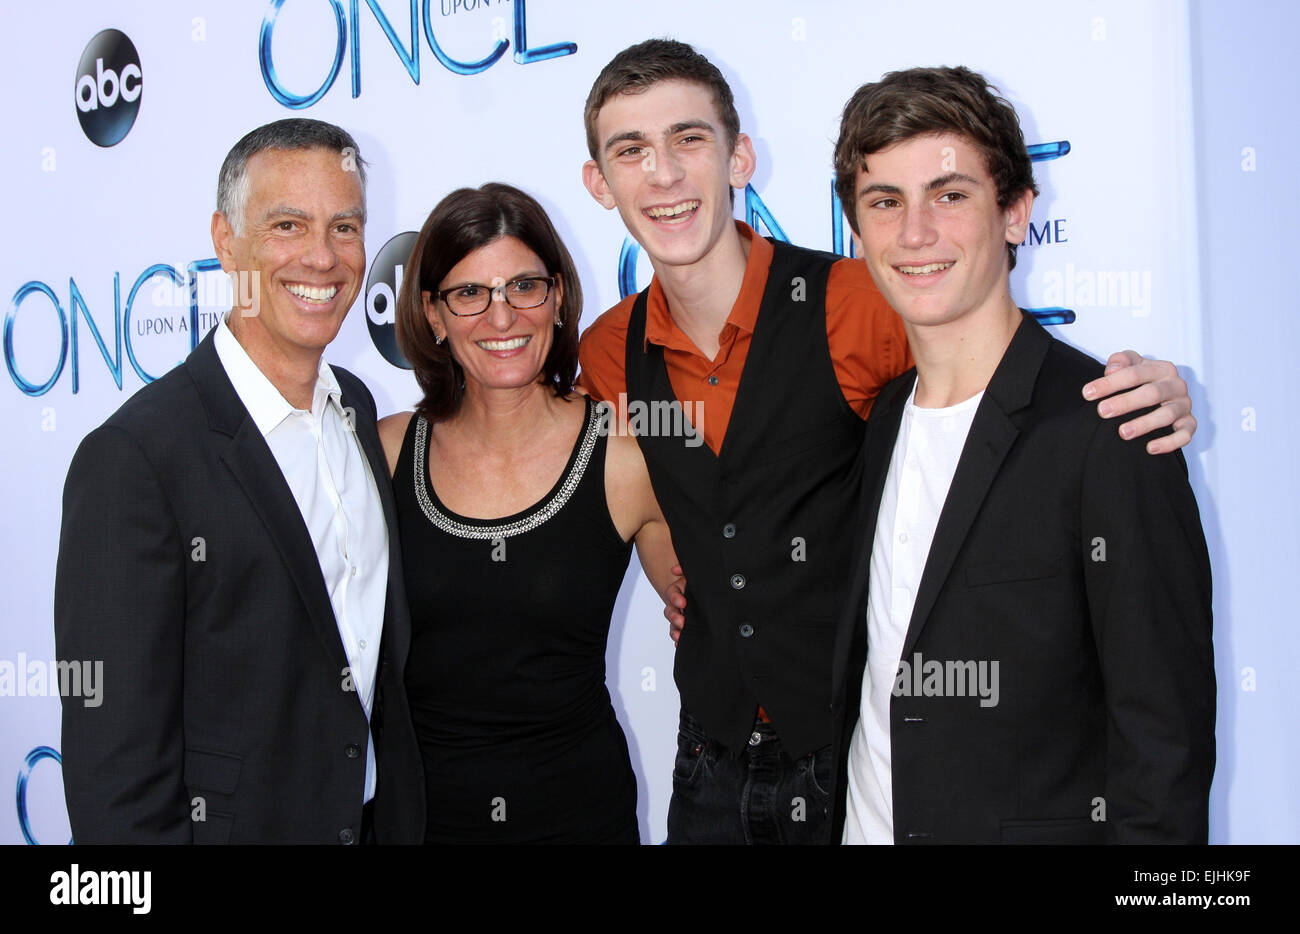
[{"xmin": 435, "ymin": 276, "xmax": 555, "ymax": 317}]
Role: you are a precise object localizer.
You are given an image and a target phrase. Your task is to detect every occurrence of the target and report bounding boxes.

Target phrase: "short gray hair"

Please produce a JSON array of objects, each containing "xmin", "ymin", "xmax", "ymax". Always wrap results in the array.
[{"xmin": 216, "ymin": 118, "xmax": 368, "ymax": 234}]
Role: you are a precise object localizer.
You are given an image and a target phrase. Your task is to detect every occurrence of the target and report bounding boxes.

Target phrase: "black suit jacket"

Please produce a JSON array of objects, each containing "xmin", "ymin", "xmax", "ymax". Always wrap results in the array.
[
  {"xmin": 829, "ymin": 314, "xmax": 1215, "ymax": 844},
  {"xmin": 55, "ymin": 329, "xmax": 424, "ymax": 843}
]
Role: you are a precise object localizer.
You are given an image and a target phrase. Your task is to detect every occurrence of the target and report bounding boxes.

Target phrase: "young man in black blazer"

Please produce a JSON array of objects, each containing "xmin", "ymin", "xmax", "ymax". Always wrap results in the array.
[
  {"xmin": 829, "ymin": 67, "xmax": 1214, "ymax": 844},
  {"xmin": 54, "ymin": 119, "xmax": 424, "ymax": 843}
]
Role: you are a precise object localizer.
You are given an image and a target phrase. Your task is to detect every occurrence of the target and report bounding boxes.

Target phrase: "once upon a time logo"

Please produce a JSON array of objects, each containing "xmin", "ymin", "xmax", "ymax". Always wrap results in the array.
[{"xmin": 259, "ymin": 0, "xmax": 576, "ymax": 108}]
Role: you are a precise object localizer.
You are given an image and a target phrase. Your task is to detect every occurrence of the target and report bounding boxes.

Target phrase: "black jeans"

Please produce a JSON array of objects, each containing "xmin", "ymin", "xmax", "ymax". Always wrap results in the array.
[{"xmin": 666, "ymin": 711, "xmax": 832, "ymax": 844}]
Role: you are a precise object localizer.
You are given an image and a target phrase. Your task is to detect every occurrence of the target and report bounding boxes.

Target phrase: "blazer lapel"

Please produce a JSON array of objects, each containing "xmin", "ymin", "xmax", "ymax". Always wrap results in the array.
[
  {"xmin": 859, "ymin": 374, "xmax": 915, "ymax": 561},
  {"xmin": 833, "ymin": 371, "xmax": 914, "ymax": 697},
  {"xmin": 343, "ymin": 384, "xmax": 412, "ymax": 669},
  {"xmin": 899, "ymin": 314, "xmax": 1052, "ymax": 660},
  {"xmin": 186, "ymin": 331, "xmax": 351, "ymax": 672}
]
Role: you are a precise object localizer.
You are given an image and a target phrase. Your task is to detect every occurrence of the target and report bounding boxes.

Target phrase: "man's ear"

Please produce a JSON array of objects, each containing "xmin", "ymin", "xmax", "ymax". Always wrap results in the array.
[
  {"xmin": 211, "ymin": 211, "xmax": 238, "ymax": 272},
  {"xmin": 729, "ymin": 132, "xmax": 757, "ymax": 191},
  {"xmin": 582, "ymin": 160, "xmax": 617, "ymax": 210},
  {"xmin": 1003, "ymin": 187, "xmax": 1035, "ymax": 247}
]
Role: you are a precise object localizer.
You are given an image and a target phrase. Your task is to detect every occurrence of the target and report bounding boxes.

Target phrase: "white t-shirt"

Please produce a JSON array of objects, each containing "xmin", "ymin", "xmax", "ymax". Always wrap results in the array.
[{"xmin": 843, "ymin": 382, "xmax": 983, "ymax": 845}]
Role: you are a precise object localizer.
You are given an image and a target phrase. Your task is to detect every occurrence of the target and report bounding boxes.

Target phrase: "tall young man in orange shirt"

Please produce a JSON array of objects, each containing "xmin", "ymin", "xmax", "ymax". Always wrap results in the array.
[{"xmin": 577, "ymin": 39, "xmax": 1197, "ymax": 845}]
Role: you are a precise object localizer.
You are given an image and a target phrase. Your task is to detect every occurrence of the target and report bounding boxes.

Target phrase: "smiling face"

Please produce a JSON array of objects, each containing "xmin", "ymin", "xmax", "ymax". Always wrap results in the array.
[
  {"xmin": 582, "ymin": 79, "xmax": 755, "ymax": 272},
  {"xmin": 212, "ymin": 146, "xmax": 365, "ymax": 364},
  {"xmin": 423, "ymin": 236, "xmax": 561, "ymax": 395},
  {"xmin": 852, "ymin": 132, "xmax": 1032, "ymax": 332}
]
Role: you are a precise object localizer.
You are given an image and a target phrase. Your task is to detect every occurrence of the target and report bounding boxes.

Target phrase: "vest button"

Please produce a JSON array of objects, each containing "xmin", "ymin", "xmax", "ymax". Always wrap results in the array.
[
  {"xmin": 345, "ymin": 743, "xmax": 361, "ymax": 759},
  {"xmin": 722, "ymin": 523, "xmax": 736, "ymax": 539},
  {"xmin": 730, "ymin": 573, "xmax": 746, "ymax": 590},
  {"xmin": 739, "ymin": 623, "xmax": 754, "ymax": 638},
  {"xmin": 707, "ymin": 375, "xmax": 719, "ymax": 386},
  {"xmin": 338, "ymin": 827, "xmax": 356, "ymax": 845}
]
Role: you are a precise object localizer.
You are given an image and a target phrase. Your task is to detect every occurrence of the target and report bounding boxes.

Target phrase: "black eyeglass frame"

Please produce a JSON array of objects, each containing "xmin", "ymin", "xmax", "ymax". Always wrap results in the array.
[{"xmin": 434, "ymin": 275, "xmax": 556, "ymax": 317}]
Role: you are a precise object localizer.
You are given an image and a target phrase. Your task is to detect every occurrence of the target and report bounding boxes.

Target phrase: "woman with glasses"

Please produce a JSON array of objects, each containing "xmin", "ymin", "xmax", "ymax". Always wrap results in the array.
[{"xmin": 377, "ymin": 183, "xmax": 679, "ymax": 844}]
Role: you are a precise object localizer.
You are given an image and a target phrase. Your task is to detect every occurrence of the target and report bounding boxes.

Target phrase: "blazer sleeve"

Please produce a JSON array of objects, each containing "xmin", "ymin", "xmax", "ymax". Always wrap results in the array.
[
  {"xmin": 54, "ymin": 424, "xmax": 192, "ymax": 843},
  {"xmin": 1080, "ymin": 423, "xmax": 1216, "ymax": 843}
]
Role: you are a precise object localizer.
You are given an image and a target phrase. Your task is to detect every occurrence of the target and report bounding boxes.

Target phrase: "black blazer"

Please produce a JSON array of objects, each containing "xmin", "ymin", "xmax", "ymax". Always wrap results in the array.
[
  {"xmin": 829, "ymin": 314, "xmax": 1215, "ymax": 844},
  {"xmin": 55, "ymin": 330, "xmax": 424, "ymax": 843}
]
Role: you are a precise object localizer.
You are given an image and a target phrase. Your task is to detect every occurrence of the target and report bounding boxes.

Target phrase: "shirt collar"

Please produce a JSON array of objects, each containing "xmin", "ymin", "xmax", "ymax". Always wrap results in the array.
[
  {"xmin": 642, "ymin": 221, "xmax": 774, "ymax": 351},
  {"xmin": 213, "ymin": 315, "xmax": 342, "ymax": 437}
]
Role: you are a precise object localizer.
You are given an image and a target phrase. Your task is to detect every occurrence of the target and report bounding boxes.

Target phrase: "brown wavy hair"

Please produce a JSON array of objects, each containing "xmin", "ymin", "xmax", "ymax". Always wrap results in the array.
[{"xmin": 833, "ymin": 66, "xmax": 1039, "ymax": 270}]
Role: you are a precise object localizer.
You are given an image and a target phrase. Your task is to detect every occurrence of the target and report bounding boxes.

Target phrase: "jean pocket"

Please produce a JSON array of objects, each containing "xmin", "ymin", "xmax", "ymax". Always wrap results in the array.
[
  {"xmin": 799, "ymin": 745, "xmax": 834, "ymax": 802},
  {"xmin": 672, "ymin": 729, "xmax": 709, "ymax": 788}
]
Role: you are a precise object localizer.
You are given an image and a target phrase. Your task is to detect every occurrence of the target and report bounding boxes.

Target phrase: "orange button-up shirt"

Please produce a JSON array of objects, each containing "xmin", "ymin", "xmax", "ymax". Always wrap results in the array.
[{"xmin": 578, "ymin": 223, "xmax": 912, "ymax": 454}]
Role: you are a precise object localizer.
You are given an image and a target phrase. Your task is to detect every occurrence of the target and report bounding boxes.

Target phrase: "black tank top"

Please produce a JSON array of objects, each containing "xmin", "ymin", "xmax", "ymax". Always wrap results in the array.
[{"xmin": 395, "ymin": 396, "xmax": 638, "ymax": 843}]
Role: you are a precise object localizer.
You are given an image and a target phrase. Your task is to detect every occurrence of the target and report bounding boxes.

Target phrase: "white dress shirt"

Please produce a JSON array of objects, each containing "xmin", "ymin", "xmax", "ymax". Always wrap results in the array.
[
  {"xmin": 843, "ymin": 383, "xmax": 983, "ymax": 844},
  {"xmin": 214, "ymin": 317, "xmax": 388, "ymax": 804}
]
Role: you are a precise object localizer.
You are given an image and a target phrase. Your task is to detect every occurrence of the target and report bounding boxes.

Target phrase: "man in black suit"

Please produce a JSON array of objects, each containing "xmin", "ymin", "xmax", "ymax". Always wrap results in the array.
[
  {"xmin": 828, "ymin": 67, "xmax": 1215, "ymax": 844},
  {"xmin": 54, "ymin": 119, "xmax": 423, "ymax": 843}
]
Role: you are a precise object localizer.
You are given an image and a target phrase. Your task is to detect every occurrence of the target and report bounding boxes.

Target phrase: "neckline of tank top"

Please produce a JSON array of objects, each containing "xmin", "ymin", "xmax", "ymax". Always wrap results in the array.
[{"xmin": 412, "ymin": 396, "xmax": 600, "ymax": 540}]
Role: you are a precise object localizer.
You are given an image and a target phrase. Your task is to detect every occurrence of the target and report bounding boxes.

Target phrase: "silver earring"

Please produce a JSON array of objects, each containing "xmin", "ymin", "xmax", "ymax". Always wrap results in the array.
[
  {"xmin": 435, "ymin": 334, "xmax": 445, "ymax": 345},
  {"xmin": 555, "ymin": 318, "xmax": 563, "ymax": 328}
]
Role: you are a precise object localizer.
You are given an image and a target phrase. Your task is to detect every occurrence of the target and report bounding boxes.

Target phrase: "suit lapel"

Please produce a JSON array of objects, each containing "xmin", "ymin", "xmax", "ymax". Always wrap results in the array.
[
  {"xmin": 221, "ymin": 425, "xmax": 351, "ymax": 671},
  {"xmin": 186, "ymin": 331, "xmax": 350, "ymax": 672},
  {"xmin": 899, "ymin": 314, "xmax": 1052, "ymax": 660},
  {"xmin": 833, "ymin": 371, "xmax": 914, "ymax": 697},
  {"xmin": 859, "ymin": 375, "xmax": 914, "ymax": 565},
  {"xmin": 343, "ymin": 383, "xmax": 411, "ymax": 668}
]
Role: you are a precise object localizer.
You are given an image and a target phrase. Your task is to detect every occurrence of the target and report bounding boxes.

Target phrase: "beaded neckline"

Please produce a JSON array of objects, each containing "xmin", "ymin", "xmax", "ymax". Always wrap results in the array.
[{"xmin": 413, "ymin": 398, "xmax": 599, "ymax": 540}]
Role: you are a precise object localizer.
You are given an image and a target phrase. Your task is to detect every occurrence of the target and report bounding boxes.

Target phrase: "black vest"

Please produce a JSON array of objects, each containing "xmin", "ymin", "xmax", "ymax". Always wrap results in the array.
[{"xmin": 625, "ymin": 240, "xmax": 865, "ymax": 756}]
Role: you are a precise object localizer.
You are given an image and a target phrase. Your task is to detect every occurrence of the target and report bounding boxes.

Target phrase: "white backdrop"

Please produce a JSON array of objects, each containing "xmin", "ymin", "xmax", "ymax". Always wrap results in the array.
[{"xmin": 2, "ymin": 0, "xmax": 1289, "ymax": 844}]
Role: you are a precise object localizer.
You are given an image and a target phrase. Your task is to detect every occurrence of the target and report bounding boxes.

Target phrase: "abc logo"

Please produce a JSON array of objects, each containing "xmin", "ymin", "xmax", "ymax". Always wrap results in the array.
[
  {"xmin": 365, "ymin": 232, "xmax": 418, "ymax": 370},
  {"xmin": 75, "ymin": 29, "xmax": 142, "ymax": 147}
]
